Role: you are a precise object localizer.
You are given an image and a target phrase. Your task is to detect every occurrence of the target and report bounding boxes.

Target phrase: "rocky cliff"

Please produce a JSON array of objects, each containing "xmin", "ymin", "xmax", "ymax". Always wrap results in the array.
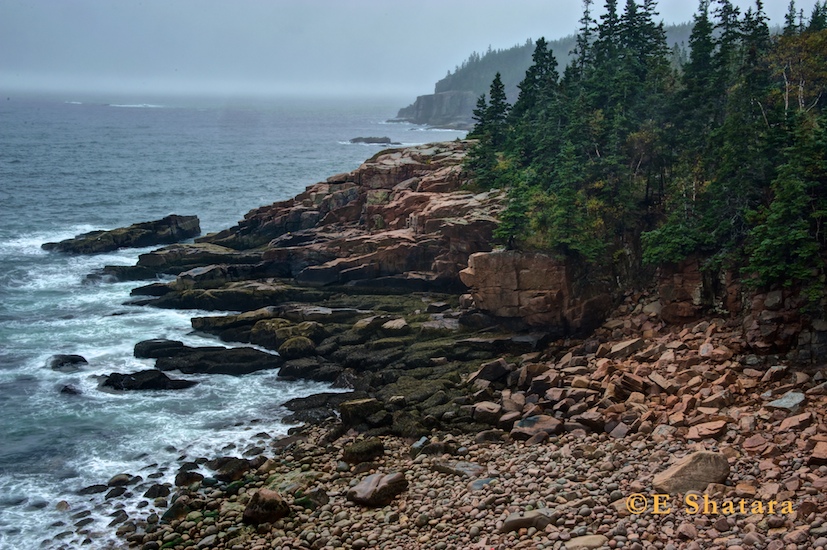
[
  {"xmin": 84, "ymin": 140, "xmax": 827, "ymax": 550},
  {"xmin": 391, "ymin": 91, "xmax": 477, "ymax": 130}
]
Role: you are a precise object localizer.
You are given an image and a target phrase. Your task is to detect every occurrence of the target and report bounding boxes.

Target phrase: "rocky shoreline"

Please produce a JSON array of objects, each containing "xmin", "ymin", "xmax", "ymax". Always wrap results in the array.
[{"xmin": 41, "ymin": 141, "xmax": 827, "ymax": 549}]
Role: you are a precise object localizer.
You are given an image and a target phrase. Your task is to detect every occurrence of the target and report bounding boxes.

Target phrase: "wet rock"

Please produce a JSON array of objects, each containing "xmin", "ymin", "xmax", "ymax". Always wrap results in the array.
[
  {"xmin": 133, "ymin": 339, "xmax": 187, "ymax": 359},
  {"xmin": 174, "ymin": 470, "xmax": 204, "ymax": 487},
  {"xmin": 42, "ymin": 214, "xmax": 200, "ymax": 254},
  {"xmin": 242, "ymin": 488, "xmax": 290, "ymax": 524},
  {"xmin": 143, "ymin": 484, "xmax": 170, "ymax": 499},
  {"xmin": 653, "ymin": 451, "xmax": 730, "ymax": 493},
  {"xmin": 100, "ymin": 370, "xmax": 197, "ymax": 391},
  {"xmin": 155, "ymin": 346, "xmax": 283, "ymax": 375},
  {"xmin": 346, "ymin": 472, "xmax": 408, "ymax": 507},
  {"xmin": 340, "ymin": 398, "xmax": 384, "ymax": 427},
  {"xmin": 46, "ymin": 354, "xmax": 88, "ymax": 373},
  {"xmin": 205, "ymin": 457, "xmax": 251, "ymax": 482},
  {"xmin": 277, "ymin": 336, "xmax": 316, "ymax": 359},
  {"xmin": 78, "ymin": 484, "xmax": 107, "ymax": 495},
  {"xmin": 342, "ymin": 438, "xmax": 385, "ymax": 464},
  {"xmin": 59, "ymin": 385, "xmax": 82, "ymax": 395},
  {"xmin": 107, "ymin": 474, "xmax": 131, "ymax": 487}
]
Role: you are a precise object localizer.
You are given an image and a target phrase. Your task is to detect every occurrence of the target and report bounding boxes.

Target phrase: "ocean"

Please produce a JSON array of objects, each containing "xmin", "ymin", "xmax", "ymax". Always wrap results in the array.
[{"xmin": 0, "ymin": 93, "xmax": 466, "ymax": 549}]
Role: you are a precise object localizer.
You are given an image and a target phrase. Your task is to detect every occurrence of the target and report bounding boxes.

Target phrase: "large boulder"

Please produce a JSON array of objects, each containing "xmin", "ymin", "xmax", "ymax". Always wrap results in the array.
[
  {"xmin": 277, "ymin": 337, "xmax": 316, "ymax": 359},
  {"xmin": 42, "ymin": 215, "xmax": 200, "ymax": 254},
  {"xmin": 346, "ymin": 473, "xmax": 408, "ymax": 507},
  {"xmin": 242, "ymin": 489, "xmax": 290, "ymax": 525},
  {"xmin": 100, "ymin": 370, "xmax": 197, "ymax": 391},
  {"xmin": 133, "ymin": 339, "xmax": 187, "ymax": 359},
  {"xmin": 342, "ymin": 438, "xmax": 385, "ymax": 464},
  {"xmin": 205, "ymin": 457, "xmax": 251, "ymax": 482},
  {"xmin": 652, "ymin": 451, "xmax": 730, "ymax": 493},
  {"xmin": 154, "ymin": 346, "xmax": 283, "ymax": 375}
]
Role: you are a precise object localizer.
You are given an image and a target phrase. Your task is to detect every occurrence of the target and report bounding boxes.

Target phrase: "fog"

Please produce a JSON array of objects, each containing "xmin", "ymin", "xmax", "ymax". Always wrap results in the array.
[{"xmin": 0, "ymin": 0, "xmax": 791, "ymax": 100}]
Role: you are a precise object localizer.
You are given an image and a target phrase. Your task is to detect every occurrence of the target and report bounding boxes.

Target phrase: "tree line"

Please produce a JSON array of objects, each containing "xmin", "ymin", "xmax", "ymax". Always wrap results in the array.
[{"xmin": 466, "ymin": 0, "xmax": 827, "ymax": 300}]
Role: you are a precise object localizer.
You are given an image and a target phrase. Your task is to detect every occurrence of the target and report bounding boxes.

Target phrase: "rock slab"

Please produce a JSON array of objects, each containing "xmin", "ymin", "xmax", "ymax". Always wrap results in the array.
[
  {"xmin": 346, "ymin": 472, "xmax": 408, "ymax": 507},
  {"xmin": 652, "ymin": 451, "xmax": 730, "ymax": 493},
  {"xmin": 42, "ymin": 214, "xmax": 200, "ymax": 254}
]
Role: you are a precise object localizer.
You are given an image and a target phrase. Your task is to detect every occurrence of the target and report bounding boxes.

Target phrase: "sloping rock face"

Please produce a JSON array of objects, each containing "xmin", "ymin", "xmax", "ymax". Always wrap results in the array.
[
  {"xmin": 118, "ymin": 141, "xmax": 502, "ymax": 297},
  {"xmin": 392, "ymin": 91, "xmax": 477, "ymax": 130},
  {"xmin": 42, "ymin": 215, "xmax": 200, "ymax": 254},
  {"xmin": 460, "ymin": 250, "xmax": 612, "ymax": 335}
]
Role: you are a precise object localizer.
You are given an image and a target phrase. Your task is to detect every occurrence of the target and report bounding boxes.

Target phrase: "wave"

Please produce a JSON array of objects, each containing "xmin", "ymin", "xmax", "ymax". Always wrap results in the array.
[
  {"xmin": 107, "ymin": 103, "xmax": 165, "ymax": 109},
  {"xmin": 407, "ymin": 126, "xmax": 468, "ymax": 133}
]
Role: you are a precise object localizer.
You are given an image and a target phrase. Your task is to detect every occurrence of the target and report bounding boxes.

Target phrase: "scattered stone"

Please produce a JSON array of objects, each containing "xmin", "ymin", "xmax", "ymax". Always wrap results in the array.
[
  {"xmin": 567, "ymin": 534, "xmax": 610, "ymax": 549},
  {"xmin": 766, "ymin": 391, "xmax": 806, "ymax": 413}
]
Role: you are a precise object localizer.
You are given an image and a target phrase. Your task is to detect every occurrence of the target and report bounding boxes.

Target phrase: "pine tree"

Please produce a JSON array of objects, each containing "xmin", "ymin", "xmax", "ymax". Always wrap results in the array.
[
  {"xmin": 784, "ymin": 0, "xmax": 799, "ymax": 35},
  {"xmin": 486, "ymin": 72, "xmax": 510, "ymax": 148}
]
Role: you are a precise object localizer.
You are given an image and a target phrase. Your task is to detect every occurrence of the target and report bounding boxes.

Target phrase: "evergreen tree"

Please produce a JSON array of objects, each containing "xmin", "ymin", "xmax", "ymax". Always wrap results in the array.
[
  {"xmin": 784, "ymin": 0, "xmax": 799, "ymax": 35},
  {"xmin": 486, "ymin": 72, "xmax": 510, "ymax": 148}
]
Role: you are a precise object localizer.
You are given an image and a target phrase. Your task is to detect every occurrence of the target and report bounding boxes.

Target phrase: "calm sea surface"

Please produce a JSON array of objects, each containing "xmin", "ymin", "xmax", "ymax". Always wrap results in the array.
[{"xmin": 0, "ymin": 93, "xmax": 465, "ymax": 548}]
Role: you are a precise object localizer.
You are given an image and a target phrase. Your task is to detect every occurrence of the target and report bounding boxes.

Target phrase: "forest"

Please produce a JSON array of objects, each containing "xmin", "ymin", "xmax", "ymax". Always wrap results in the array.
[{"xmin": 466, "ymin": 0, "xmax": 827, "ymax": 301}]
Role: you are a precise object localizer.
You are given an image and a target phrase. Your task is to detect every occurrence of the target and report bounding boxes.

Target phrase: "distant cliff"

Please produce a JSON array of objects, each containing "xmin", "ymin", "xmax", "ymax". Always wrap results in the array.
[
  {"xmin": 391, "ymin": 90, "xmax": 478, "ymax": 130},
  {"xmin": 393, "ymin": 23, "xmax": 692, "ymax": 129}
]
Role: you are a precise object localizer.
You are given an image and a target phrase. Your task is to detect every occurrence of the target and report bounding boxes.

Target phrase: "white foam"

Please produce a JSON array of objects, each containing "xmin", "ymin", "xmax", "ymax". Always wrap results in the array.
[{"xmin": 108, "ymin": 103, "xmax": 165, "ymax": 109}]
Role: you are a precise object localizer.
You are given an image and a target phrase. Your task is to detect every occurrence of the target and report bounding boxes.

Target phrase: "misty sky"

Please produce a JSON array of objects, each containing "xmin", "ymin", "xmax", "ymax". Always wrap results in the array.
[{"xmin": 0, "ymin": 0, "xmax": 791, "ymax": 100}]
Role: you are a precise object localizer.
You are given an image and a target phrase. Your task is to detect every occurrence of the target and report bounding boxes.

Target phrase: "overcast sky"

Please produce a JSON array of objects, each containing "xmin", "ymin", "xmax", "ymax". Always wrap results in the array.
[{"xmin": 0, "ymin": 0, "xmax": 791, "ymax": 100}]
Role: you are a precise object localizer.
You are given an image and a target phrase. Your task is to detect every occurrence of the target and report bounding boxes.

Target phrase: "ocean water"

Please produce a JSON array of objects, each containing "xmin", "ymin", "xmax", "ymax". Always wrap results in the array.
[{"xmin": 0, "ymin": 94, "xmax": 466, "ymax": 549}]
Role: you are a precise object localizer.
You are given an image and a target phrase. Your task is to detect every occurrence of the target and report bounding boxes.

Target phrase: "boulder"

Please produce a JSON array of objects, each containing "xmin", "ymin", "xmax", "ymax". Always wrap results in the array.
[
  {"xmin": 567, "ymin": 535, "xmax": 610, "ymax": 549},
  {"xmin": 342, "ymin": 438, "xmax": 385, "ymax": 464},
  {"xmin": 340, "ymin": 398, "xmax": 384, "ymax": 427},
  {"xmin": 42, "ymin": 215, "xmax": 200, "ymax": 254},
  {"xmin": 346, "ymin": 472, "xmax": 408, "ymax": 507},
  {"xmin": 154, "ymin": 347, "xmax": 283, "ymax": 375},
  {"xmin": 133, "ymin": 339, "xmax": 187, "ymax": 359},
  {"xmin": 205, "ymin": 457, "xmax": 251, "ymax": 482},
  {"xmin": 509, "ymin": 415, "xmax": 564, "ymax": 440},
  {"xmin": 242, "ymin": 489, "xmax": 290, "ymax": 524},
  {"xmin": 349, "ymin": 136, "xmax": 392, "ymax": 144},
  {"xmin": 46, "ymin": 354, "xmax": 88, "ymax": 373},
  {"xmin": 500, "ymin": 509, "xmax": 555, "ymax": 533},
  {"xmin": 100, "ymin": 370, "xmax": 197, "ymax": 391},
  {"xmin": 277, "ymin": 337, "xmax": 316, "ymax": 359},
  {"xmin": 652, "ymin": 451, "xmax": 730, "ymax": 493},
  {"xmin": 283, "ymin": 392, "xmax": 367, "ymax": 425}
]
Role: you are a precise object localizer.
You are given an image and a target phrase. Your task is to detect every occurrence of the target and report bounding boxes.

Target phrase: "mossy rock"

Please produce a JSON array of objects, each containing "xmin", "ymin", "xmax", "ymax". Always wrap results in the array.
[
  {"xmin": 390, "ymin": 410, "xmax": 429, "ymax": 438},
  {"xmin": 342, "ymin": 437, "xmax": 385, "ymax": 464},
  {"xmin": 377, "ymin": 376, "xmax": 450, "ymax": 405},
  {"xmin": 250, "ymin": 318, "xmax": 294, "ymax": 349},
  {"xmin": 368, "ymin": 337, "xmax": 409, "ymax": 350},
  {"xmin": 340, "ymin": 398, "xmax": 384, "ymax": 426},
  {"xmin": 278, "ymin": 336, "xmax": 316, "ymax": 359},
  {"xmin": 275, "ymin": 321, "xmax": 327, "ymax": 345}
]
